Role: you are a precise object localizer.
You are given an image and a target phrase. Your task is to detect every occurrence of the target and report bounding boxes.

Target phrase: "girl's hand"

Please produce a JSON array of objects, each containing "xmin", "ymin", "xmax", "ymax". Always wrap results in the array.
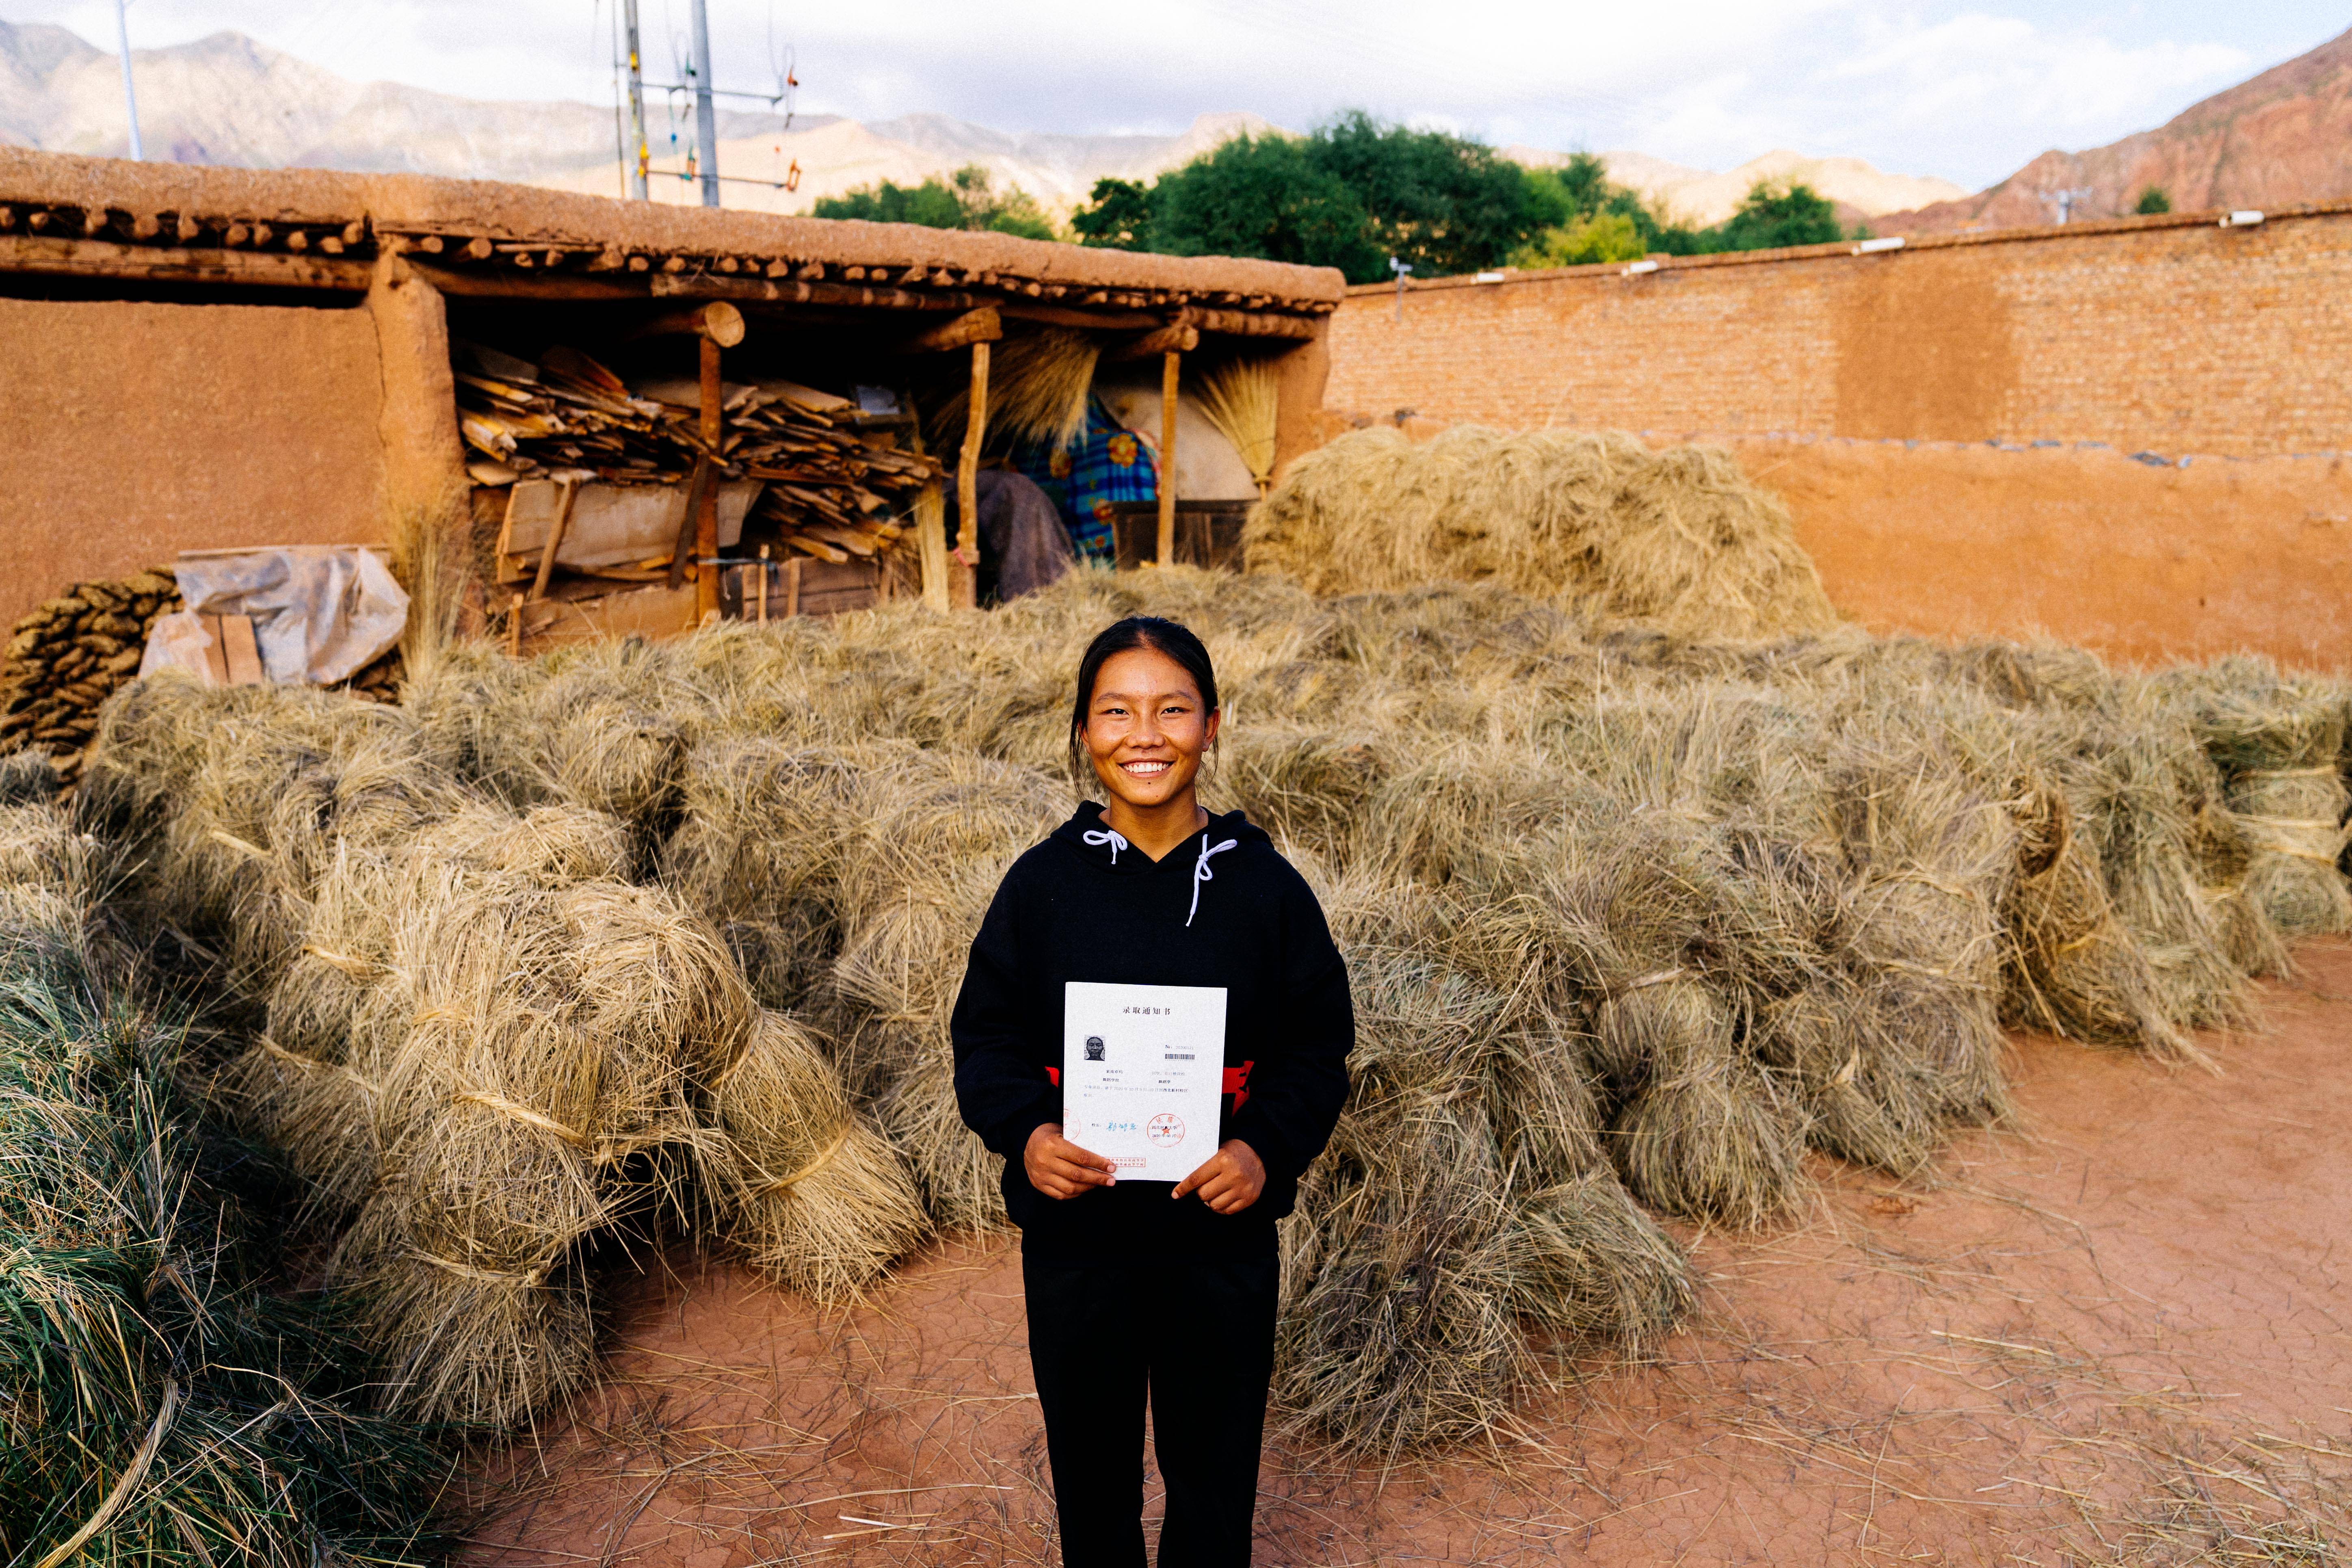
[
  {"xmin": 1173, "ymin": 1140, "xmax": 1266, "ymax": 1215},
  {"xmin": 1025, "ymin": 1123, "xmax": 1117, "ymax": 1199}
]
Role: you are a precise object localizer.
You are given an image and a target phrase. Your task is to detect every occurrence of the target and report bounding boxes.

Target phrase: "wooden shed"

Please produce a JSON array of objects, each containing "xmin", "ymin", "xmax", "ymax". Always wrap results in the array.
[{"xmin": 0, "ymin": 148, "xmax": 1345, "ymax": 646}]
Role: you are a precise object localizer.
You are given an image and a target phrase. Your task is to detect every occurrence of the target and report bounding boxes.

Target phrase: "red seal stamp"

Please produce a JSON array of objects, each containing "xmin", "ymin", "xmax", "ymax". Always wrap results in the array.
[{"xmin": 1145, "ymin": 1113, "xmax": 1186, "ymax": 1147}]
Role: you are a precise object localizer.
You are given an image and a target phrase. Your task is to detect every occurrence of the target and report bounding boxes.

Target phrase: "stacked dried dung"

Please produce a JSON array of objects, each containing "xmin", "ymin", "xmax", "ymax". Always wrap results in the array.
[
  {"xmin": 0, "ymin": 569, "xmax": 180, "ymax": 784},
  {"xmin": 341, "ymin": 649, "xmax": 406, "ymax": 704}
]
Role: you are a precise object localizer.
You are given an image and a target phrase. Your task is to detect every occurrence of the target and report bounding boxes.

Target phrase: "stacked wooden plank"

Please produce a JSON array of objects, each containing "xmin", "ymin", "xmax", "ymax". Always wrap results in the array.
[
  {"xmin": 457, "ymin": 344, "xmax": 942, "ymax": 575},
  {"xmin": 0, "ymin": 571, "xmax": 180, "ymax": 783},
  {"xmin": 456, "ymin": 346, "xmax": 684, "ymax": 483},
  {"xmin": 725, "ymin": 383, "xmax": 938, "ymax": 564}
]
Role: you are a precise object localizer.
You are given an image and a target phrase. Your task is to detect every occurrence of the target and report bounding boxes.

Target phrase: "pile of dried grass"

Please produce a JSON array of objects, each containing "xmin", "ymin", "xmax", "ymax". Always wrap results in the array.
[
  {"xmin": 78, "ymin": 676, "xmax": 926, "ymax": 1428},
  {"xmin": 75, "ymin": 566, "xmax": 2352, "ymax": 1457},
  {"xmin": 1243, "ymin": 426, "xmax": 1840, "ymax": 638},
  {"xmin": 0, "ymin": 761, "xmax": 452, "ymax": 1566},
  {"xmin": 2158, "ymin": 656, "xmax": 2352, "ymax": 939}
]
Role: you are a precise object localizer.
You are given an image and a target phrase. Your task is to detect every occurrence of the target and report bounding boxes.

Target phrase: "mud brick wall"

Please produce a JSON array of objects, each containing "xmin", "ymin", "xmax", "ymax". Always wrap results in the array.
[{"xmin": 1325, "ymin": 206, "xmax": 2352, "ymax": 460}]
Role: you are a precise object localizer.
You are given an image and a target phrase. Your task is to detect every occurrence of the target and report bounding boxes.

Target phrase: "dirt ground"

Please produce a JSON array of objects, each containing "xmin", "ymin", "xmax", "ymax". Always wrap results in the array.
[{"xmin": 459, "ymin": 941, "xmax": 2352, "ymax": 1567}]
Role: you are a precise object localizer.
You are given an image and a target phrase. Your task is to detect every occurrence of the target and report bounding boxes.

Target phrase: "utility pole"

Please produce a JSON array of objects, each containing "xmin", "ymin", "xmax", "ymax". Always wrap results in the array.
[
  {"xmin": 623, "ymin": 0, "xmax": 649, "ymax": 199},
  {"xmin": 113, "ymin": 0, "xmax": 143, "ymax": 160},
  {"xmin": 2039, "ymin": 185, "xmax": 2093, "ymax": 225},
  {"xmin": 689, "ymin": 0, "xmax": 720, "ymax": 208}
]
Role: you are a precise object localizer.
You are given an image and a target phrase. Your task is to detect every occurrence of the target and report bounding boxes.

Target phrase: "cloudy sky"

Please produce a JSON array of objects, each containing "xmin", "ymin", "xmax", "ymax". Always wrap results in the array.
[{"xmin": 13, "ymin": 1, "xmax": 2343, "ymax": 185}]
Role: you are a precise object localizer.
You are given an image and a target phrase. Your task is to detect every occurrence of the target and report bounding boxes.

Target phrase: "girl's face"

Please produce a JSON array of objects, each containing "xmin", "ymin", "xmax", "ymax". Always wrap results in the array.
[{"xmin": 1082, "ymin": 646, "xmax": 1220, "ymax": 813}]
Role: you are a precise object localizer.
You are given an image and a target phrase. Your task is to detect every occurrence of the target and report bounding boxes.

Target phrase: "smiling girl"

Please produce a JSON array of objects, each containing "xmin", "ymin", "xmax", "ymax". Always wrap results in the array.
[{"xmin": 952, "ymin": 615, "xmax": 1354, "ymax": 1567}]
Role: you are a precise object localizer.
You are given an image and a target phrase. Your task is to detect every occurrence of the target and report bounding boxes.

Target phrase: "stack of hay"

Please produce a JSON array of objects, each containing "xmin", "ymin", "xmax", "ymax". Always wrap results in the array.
[
  {"xmin": 80, "ymin": 673, "xmax": 926, "ymax": 1427},
  {"xmin": 408, "ymin": 568, "xmax": 2343, "ymax": 1454},
  {"xmin": 73, "ymin": 469, "xmax": 2352, "ymax": 1456},
  {"xmin": 0, "ymin": 569, "xmax": 180, "ymax": 785},
  {"xmin": 1241, "ymin": 426, "xmax": 1840, "ymax": 639},
  {"xmin": 0, "ymin": 748, "xmax": 452, "ymax": 1565},
  {"xmin": 2162, "ymin": 657, "xmax": 2352, "ymax": 940}
]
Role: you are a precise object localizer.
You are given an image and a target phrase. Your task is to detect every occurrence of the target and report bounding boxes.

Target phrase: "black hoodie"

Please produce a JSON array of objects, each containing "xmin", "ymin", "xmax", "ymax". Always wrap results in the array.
[{"xmin": 950, "ymin": 801, "xmax": 1353, "ymax": 1262}]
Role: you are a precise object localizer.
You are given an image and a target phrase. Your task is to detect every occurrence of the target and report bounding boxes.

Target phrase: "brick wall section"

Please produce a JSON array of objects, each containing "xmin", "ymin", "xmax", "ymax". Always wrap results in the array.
[{"xmin": 1326, "ymin": 206, "xmax": 2352, "ymax": 459}]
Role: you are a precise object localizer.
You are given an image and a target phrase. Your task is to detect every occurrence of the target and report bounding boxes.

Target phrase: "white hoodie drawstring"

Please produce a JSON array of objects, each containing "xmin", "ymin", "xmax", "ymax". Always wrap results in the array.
[
  {"xmin": 1082, "ymin": 828, "xmax": 1129, "ymax": 865},
  {"xmin": 1188, "ymin": 837, "xmax": 1238, "ymax": 927}
]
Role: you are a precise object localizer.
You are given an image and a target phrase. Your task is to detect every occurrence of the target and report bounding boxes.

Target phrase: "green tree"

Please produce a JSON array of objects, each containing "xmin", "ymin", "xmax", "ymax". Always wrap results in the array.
[
  {"xmin": 812, "ymin": 164, "xmax": 1055, "ymax": 240},
  {"xmin": 1510, "ymin": 210, "xmax": 1647, "ymax": 267},
  {"xmin": 1307, "ymin": 110, "xmax": 1559, "ymax": 279},
  {"xmin": 1071, "ymin": 176, "xmax": 1158, "ymax": 250},
  {"xmin": 2135, "ymin": 185, "xmax": 2172, "ymax": 214},
  {"xmin": 1069, "ymin": 112, "xmax": 1572, "ymax": 283},
  {"xmin": 1147, "ymin": 132, "xmax": 1385, "ymax": 279},
  {"xmin": 1525, "ymin": 151, "xmax": 1614, "ymax": 221},
  {"xmin": 1707, "ymin": 180, "xmax": 1847, "ymax": 251}
]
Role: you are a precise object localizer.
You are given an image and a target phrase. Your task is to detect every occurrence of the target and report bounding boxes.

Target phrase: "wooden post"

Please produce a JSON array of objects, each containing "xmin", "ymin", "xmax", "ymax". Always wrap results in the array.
[
  {"xmin": 506, "ymin": 592, "xmax": 525, "ymax": 658},
  {"xmin": 915, "ymin": 478, "xmax": 948, "ymax": 612},
  {"xmin": 755, "ymin": 543, "xmax": 770, "ymax": 623},
  {"xmin": 529, "ymin": 476, "xmax": 580, "ymax": 601},
  {"xmin": 1157, "ymin": 349, "xmax": 1180, "ymax": 566},
  {"xmin": 785, "ymin": 554, "xmax": 803, "ymax": 617},
  {"xmin": 695, "ymin": 331, "xmax": 723, "ymax": 625},
  {"xmin": 953, "ymin": 339, "xmax": 988, "ymax": 610}
]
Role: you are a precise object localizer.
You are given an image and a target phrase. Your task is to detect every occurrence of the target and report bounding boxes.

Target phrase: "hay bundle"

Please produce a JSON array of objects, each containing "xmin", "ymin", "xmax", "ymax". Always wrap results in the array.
[
  {"xmin": 823, "ymin": 749, "xmax": 1069, "ymax": 1231},
  {"xmin": 1278, "ymin": 880, "xmax": 1686, "ymax": 1453},
  {"xmin": 0, "ymin": 781, "xmax": 449, "ymax": 1564},
  {"xmin": 930, "ymin": 327, "xmax": 1099, "ymax": 456},
  {"xmin": 1243, "ymin": 426, "xmax": 1838, "ymax": 640},
  {"xmin": 697, "ymin": 1009, "xmax": 927, "ymax": 1299},
  {"xmin": 322, "ymin": 864, "xmax": 751, "ymax": 1425},
  {"xmin": 2162, "ymin": 658, "xmax": 2352, "ymax": 937},
  {"xmin": 1194, "ymin": 357, "xmax": 1280, "ymax": 493},
  {"xmin": 664, "ymin": 740, "xmax": 874, "ymax": 1008}
]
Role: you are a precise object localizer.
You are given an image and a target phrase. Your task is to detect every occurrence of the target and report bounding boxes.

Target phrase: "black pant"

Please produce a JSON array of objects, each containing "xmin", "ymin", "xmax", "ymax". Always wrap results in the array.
[{"xmin": 1022, "ymin": 1249, "xmax": 1279, "ymax": 1568}]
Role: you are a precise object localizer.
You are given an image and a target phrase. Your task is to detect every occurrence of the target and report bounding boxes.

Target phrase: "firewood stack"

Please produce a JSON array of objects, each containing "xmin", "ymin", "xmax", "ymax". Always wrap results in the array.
[
  {"xmin": 457, "ymin": 347, "xmax": 681, "ymax": 483},
  {"xmin": 0, "ymin": 570, "xmax": 180, "ymax": 785},
  {"xmin": 729, "ymin": 384, "xmax": 939, "ymax": 564},
  {"xmin": 456, "ymin": 345, "xmax": 941, "ymax": 571}
]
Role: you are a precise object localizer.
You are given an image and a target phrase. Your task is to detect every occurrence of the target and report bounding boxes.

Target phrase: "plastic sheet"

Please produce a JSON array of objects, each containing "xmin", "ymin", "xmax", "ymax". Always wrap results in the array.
[{"xmin": 140, "ymin": 547, "xmax": 409, "ymax": 686}]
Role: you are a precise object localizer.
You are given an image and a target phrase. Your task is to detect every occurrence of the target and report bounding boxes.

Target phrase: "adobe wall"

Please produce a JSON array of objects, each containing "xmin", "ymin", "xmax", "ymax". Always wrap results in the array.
[
  {"xmin": 1711, "ymin": 436, "xmax": 2351, "ymax": 671},
  {"xmin": 1326, "ymin": 208, "xmax": 2352, "ymax": 461},
  {"xmin": 0, "ymin": 295, "xmax": 389, "ymax": 624}
]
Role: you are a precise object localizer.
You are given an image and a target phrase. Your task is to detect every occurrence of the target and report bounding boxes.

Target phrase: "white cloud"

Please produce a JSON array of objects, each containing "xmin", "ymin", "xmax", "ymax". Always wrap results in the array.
[{"xmin": 4, "ymin": 0, "xmax": 2297, "ymax": 189}]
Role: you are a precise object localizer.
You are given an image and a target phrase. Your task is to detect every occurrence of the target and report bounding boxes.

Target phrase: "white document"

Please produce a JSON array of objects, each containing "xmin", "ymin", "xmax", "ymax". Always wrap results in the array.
[{"xmin": 1063, "ymin": 981, "xmax": 1227, "ymax": 1183}]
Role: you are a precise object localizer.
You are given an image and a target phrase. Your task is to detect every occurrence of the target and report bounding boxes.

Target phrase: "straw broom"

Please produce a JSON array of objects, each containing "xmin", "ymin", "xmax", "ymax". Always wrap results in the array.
[{"xmin": 1194, "ymin": 357, "xmax": 1280, "ymax": 495}]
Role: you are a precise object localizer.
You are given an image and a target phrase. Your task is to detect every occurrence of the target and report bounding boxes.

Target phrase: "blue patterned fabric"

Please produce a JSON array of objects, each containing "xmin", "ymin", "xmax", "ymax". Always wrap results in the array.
[{"xmin": 1010, "ymin": 396, "xmax": 1158, "ymax": 566}]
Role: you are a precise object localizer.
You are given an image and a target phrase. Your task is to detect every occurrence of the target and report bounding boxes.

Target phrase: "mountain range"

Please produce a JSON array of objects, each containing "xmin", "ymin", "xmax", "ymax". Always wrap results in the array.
[
  {"xmin": 0, "ymin": 19, "xmax": 1960, "ymax": 223},
  {"xmin": 1880, "ymin": 25, "xmax": 2352, "ymax": 231},
  {"xmin": 6, "ymin": 18, "xmax": 2345, "ymax": 238}
]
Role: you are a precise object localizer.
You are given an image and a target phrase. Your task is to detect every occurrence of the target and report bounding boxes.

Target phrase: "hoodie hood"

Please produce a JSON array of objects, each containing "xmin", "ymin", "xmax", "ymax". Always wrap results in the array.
[{"xmin": 1052, "ymin": 802, "xmax": 1272, "ymax": 925}]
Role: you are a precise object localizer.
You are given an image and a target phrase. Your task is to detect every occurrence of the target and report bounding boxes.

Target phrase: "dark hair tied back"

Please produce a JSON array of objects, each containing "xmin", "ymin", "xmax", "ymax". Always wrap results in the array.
[{"xmin": 1067, "ymin": 616, "xmax": 1220, "ymax": 791}]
